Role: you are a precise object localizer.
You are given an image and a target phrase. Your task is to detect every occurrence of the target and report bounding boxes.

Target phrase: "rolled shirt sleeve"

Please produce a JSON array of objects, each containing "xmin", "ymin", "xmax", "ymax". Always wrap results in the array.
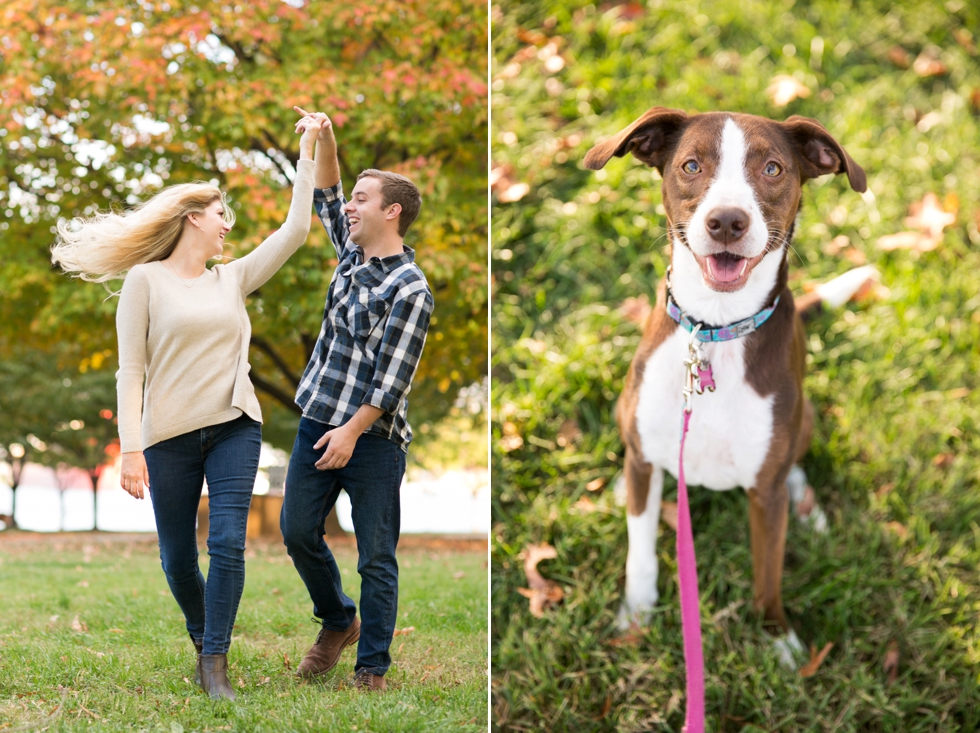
[{"xmin": 313, "ymin": 182, "xmax": 353, "ymax": 261}]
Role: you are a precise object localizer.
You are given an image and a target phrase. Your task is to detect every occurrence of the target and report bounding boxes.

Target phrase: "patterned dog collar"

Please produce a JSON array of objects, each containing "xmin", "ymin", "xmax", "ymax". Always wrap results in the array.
[{"xmin": 664, "ymin": 265, "xmax": 779, "ymax": 342}]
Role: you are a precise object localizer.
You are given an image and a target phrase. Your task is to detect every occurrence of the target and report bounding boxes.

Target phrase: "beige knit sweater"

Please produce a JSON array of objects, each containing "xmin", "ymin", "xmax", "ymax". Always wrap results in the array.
[{"xmin": 116, "ymin": 159, "xmax": 315, "ymax": 453}]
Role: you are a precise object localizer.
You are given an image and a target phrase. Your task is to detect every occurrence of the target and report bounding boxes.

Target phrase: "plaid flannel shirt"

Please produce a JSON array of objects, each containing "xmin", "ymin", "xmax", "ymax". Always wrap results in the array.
[{"xmin": 294, "ymin": 182, "xmax": 433, "ymax": 451}]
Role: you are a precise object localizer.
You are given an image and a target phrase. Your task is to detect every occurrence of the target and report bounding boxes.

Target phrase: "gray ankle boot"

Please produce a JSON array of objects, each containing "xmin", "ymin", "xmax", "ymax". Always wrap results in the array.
[
  {"xmin": 191, "ymin": 636, "xmax": 203, "ymax": 685},
  {"xmin": 199, "ymin": 654, "xmax": 236, "ymax": 700}
]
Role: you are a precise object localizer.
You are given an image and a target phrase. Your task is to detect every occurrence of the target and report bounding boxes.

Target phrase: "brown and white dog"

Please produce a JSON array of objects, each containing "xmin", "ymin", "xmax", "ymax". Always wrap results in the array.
[{"xmin": 584, "ymin": 108, "xmax": 868, "ymax": 665}]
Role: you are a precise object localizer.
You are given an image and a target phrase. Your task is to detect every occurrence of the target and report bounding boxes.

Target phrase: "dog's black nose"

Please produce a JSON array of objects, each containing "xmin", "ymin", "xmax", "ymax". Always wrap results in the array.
[{"xmin": 705, "ymin": 207, "xmax": 749, "ymax": 244}]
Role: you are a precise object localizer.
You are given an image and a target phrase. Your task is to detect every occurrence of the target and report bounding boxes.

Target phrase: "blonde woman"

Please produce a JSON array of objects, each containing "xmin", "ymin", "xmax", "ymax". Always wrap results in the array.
[{"xmin": 51, "ymin": 109, "xmax": 324, "ymax": 700}]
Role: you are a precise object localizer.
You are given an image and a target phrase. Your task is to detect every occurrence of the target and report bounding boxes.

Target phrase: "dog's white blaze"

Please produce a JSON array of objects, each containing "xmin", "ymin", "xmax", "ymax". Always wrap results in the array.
[
  {"xmin": 673, "ymin": 117, "xmax": 785, "ymax": 325},
  {"xmin": 635, "ymin": 328, "xmax": 775, "ymax": 491},
  {"xmin": 619, "ymin": 466, "xmax": 664, "ymax": 629},
  {"xmin": 687, "ymin": 118, "xmax": 768, "ymax": 259}
]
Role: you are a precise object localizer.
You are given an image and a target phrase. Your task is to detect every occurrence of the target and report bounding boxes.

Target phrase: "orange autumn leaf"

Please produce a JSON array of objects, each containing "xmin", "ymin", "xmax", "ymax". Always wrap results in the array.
[
  {"xmin": 913, "ymin": 49, "xmax": 948, "ymax": 77},
  {"xmin": 766, "ymin": 75, "xmax": 811, "ymax": 107},
  {"xmin": 905, "ymin": 192, "xmax": 957, "ymax": 240},
  {"xmin": 608, "ymin": 622, "xmax": 647, "ymax": 647},
  {"xmin": 799, "ymin": 642, "xmax": 833, "ymax": 677},
  {"xmin": 878, "ymin": 192, "xmax": 957, "ymax": 253},
  {"xmin": 518, "ymin": 543, "xmax": 564, "ymax": 617},
  {"xmin": 586, "ymin": 477, "xmax": 606, "ymax": 492},
  {"xmin": 573, "ymin": 497, "xmax": 598, "ymax": 513}
]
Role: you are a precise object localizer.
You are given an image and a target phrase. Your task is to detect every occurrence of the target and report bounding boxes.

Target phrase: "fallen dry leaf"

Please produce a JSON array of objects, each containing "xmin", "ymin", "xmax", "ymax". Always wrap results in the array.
[
  {"xmin": 883, "ymin": 640, "xmax": 900, "ymax": 684},
  {"xmin": 490, "ymin": 164, "xmax": 532, "ymax": 203},
  {"xmin": 887, "ymin": 46, "xmax": 911, "ymax": 68},
  {"xmin": 932, "ymin": 452, "xmax": 955, "ymax": 469},
  {"xmin": 608, "ymin": 623, "xmax": 647, "ymax": 647},
  {"xmin": 917, "ymin": 111, "xmax": 942, "ymax": 133},
  {"xmin": 602, "ymin": 694, "xmax": 613, "ymax": 717},
  {"xmin": 906, "ymin": 192, "xmax": 957, "ymax": 240},
  {"xmin": 875, "ymin": 482, "xmax": 895, "ymax": 499},
  {"xmin": 557, "ymin": 418, "xmax": 582, "ymax": 448},
  {"xmin": 885, "ymin": 521, "xmax": 909, "ymax": 540},
  {"xmin": 572, "ymin": 497, "xmax": 598, "ymax": 513},
  {"xmin": 619, "ymin": 294, "xmax": 652, "ymax": 325},
  {"xmin": 518, "ymin": 543, "xmax": 564, "ymax": 617},
  {"xmin": 878, "ymin": 192, "xmax": 957, "ymax": 254},
  {"xmin": 499, "ymin": 434, "xmax": 524, "ymax": 453},
  {"xmin": 953, "ymin": 28, "xmax": 977, "ymax": 55},
  {"xmin": 799, "ymin": 642, "xmax": 833, "ymax": 677},
  {"xmin": 913, "ymin": 49, "xmax": 948, "ymax": 77},
  {"xmin": 877, "ymin": 231, "xmax": 937, "ymax": 253},
  {"xmin": 393, "ymin": 626, "xmax": 416, "ymax": 636},
  {"xmin": 766, "ymin": 75, "xmax": 811, "ymax": 107},
  {"xmin": 660, "ymin": 501, "xmax": 678, "ymax": 530},
  {"xmin": 844, "ymin": 246, "xmax": 868, "ymax": 266},
  {"xmin": 452, "ymin": 571, "xmax": 466, "ymax": 579},
  {"xmin": 822, "ymin": 234, "xmax": 851, "ymax": 256},
  {"xmin": 282, "ymin": 652, "xmax": 291, "ymax": 670},
  {"xmin": 76, "ymin": 580, "xmax": 89, "ymax": 588},
  {"xmin": 70, "ymin": 615, "xmax": 88, "ymax": 633},
  {"xmin": 586, "ymin": 477, "xmax": 606, "ymax": 492},
  {"xmin": 498, "ymin": 182, "xmax": 530, "ymax": 203}
]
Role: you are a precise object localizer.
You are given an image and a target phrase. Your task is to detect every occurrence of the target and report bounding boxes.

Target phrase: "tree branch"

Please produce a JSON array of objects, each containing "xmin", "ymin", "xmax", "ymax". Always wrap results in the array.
[
  {"xmin": 250, "ymin": 373, "xmax": 303, "ymax": 414},
  {"xmin": 249, "ymin": 137, "xmax": 293, "ymax": 183},
  {"xmin": 250, "ymin": 336, "xmax": 300, "ymax": 386}
]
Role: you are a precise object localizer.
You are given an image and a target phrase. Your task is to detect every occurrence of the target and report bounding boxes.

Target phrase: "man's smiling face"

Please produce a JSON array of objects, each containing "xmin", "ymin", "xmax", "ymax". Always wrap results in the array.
[{"xmin": 344, "ymin": 176, "xmax": 390, "ymax": 246}]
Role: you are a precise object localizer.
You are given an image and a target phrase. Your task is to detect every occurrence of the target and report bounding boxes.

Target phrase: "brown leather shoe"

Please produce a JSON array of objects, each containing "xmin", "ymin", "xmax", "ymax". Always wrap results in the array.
[
  {"xmin": 297, "ymin": 617, "xmax": 360, "ymax": 678},
  {"xmin": 352, "ymin": 670, "xmax": 387, "ymax": 692},
  {"xmin": 199, "ymin": 654, "xmax": 237, "ymax": 700}
]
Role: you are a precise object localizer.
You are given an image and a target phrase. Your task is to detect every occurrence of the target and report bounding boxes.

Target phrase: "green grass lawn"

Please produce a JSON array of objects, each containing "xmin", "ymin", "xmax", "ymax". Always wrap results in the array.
[
  {"xmin": 0, "ymin": 532, "xmax": 488, "ymax": 732},
  {"xmin": 492, "ymin": 0, "xmax": 980, "ymax": 730}
]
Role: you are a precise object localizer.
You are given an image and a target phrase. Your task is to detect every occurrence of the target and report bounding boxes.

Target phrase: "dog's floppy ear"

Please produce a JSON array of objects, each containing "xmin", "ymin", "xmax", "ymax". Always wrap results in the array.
[
  {"xmin": 781, "ymin": 115, "xmax": 867, "ymax": 193},
  {"xmin": 584, "ymin": 107, "xmax": 690, "ymax": 171}
]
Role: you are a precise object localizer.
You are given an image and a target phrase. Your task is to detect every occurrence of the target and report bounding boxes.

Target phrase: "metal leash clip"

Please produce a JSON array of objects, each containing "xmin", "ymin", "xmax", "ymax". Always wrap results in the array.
[{"xmin": 683, "ymin": 324, "xmax": 715, "ymax": 414}]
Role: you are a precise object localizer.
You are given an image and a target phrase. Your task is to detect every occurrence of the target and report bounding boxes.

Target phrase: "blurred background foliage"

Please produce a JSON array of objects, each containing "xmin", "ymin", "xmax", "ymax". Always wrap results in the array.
[
  {"xmin": 492, "ymin": 0, "xmax": 980, "ymax": 729},
  {"xmin": 0, "ymin": 0, "xmax": 487, "ymax": 464}
]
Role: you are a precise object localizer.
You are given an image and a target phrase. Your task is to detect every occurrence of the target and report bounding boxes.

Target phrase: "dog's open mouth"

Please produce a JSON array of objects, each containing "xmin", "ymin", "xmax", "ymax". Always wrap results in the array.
[{"xmin": 695, "ymin": 251, "xmax": 765, "ymax": 291}]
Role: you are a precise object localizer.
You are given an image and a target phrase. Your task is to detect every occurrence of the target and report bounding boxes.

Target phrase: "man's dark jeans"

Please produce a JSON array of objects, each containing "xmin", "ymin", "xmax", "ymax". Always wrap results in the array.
[
  {"xmin": 144, "ymin": 413, "xmax": 260, "ymax": 655},
  {"xmin": 280, "ymin": 417, "xmax": 405, "ymax": 676}
]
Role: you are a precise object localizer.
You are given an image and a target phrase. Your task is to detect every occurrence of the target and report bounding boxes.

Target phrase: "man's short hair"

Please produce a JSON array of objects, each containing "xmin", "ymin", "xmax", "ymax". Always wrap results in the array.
[{"xmin": 356, "ymin": 169, "xmax": 422, "ymax": 237}]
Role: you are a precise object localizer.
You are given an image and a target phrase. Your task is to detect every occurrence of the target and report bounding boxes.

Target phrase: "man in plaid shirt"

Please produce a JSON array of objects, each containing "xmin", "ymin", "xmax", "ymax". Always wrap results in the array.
[{"xmin": 280, "ymin": 107, "xmax": 433, "ymax": 692}]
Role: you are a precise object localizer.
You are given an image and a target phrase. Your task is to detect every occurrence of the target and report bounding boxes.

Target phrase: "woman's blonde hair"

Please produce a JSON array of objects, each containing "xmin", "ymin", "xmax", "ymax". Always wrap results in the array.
[{"xmin": 51, "ymin": 183, "xmax": 235, "ymax": 287}]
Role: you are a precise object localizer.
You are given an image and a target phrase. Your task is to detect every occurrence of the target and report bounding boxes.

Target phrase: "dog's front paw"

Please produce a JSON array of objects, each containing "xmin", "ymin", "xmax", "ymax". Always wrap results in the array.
[
  {"xmin": 770, "ymin": 629, "xmax": 806, "ymax": 670},
  {"xmin": 616, "ymin": 594, "xmax": 658, "ymax": 631}
]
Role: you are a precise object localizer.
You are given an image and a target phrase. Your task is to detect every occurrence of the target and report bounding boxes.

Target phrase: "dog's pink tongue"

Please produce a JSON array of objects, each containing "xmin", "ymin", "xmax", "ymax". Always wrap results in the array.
[{"xmin": 707, "ymin": 255, "xmax": 744, "ymax": 283}]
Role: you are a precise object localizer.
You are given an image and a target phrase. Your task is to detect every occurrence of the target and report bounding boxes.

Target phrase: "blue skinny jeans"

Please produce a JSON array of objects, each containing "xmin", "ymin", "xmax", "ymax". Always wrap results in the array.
[{"xmin": 144, "ymin": 413, "xmax": 260, "ymax": 655}]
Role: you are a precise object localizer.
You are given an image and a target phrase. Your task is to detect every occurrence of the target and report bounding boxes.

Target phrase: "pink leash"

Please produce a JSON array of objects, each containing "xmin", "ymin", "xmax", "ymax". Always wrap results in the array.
[{"xmin": 677, "ymin": 332, "xmax": 714, "ymax": 732}]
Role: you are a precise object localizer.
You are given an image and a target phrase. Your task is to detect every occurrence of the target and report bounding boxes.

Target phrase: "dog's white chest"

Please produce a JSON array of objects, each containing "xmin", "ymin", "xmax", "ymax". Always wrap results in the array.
[{"xmin": 635, "ymin": 329, "xmax": 774, "ymax": 490}]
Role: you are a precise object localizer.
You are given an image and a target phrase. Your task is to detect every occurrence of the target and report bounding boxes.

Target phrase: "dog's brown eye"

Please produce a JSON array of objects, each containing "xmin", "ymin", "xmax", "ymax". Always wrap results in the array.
[
  {"xmin": 682, "ymin": 160, "xmax": 701, "ymax": 175},
  {"xmin": 763, "ymin": 161, "xmax": 782, "ymax": 177}
]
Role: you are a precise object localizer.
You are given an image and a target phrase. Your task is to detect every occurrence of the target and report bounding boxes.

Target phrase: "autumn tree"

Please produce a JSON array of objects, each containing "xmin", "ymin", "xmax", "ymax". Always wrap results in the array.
[
  {"xmin": 0, "ymin": 0, "xmax": 488, "ymax": 451},
  {"xmin": 0, "ymin": 344, "xmax": 118, "ymax": 528}
]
